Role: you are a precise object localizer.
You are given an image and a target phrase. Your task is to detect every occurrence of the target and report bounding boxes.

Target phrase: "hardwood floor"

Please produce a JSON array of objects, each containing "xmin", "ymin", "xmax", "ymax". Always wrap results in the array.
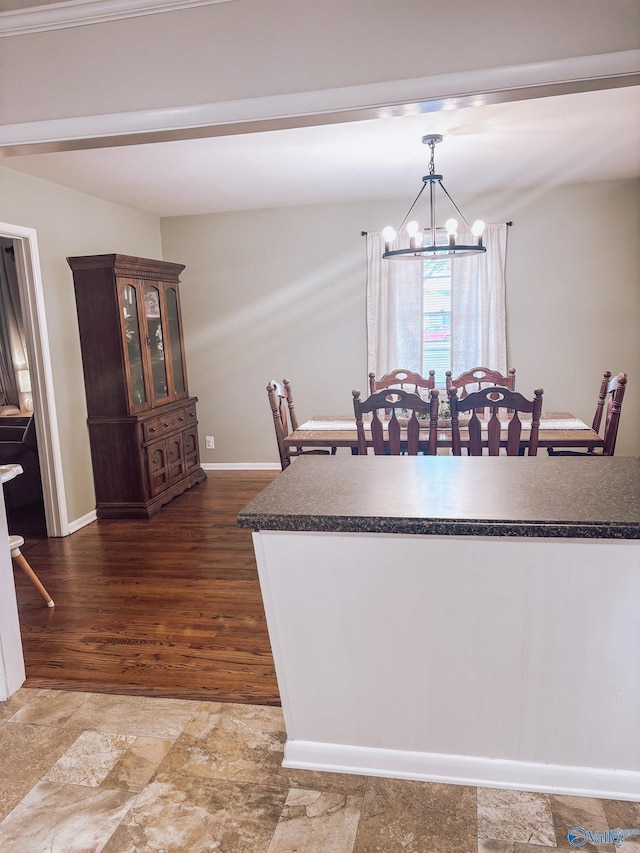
[{"xmin": 10, "ymin": 471, "xmax": 282, "ymax": 705}]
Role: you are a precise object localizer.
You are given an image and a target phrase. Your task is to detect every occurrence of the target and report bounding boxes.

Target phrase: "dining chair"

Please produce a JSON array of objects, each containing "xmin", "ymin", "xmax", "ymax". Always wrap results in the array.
[
  {"xmin": 449, "ymin": 385, "xmax": 543, "ymax": 456},
  {"xmin": 446, "ymin": 367, "xmax": 516, "ymax": 396},
  {"xmin": 267, "ymin": 379, "xmax": 336, "ymax": 470},
  {"xmin": 9, "ymin": 535, "xmax": 54, "ymax": 607},
  {"xmin": 352, "ymin": 387, "xmax": 440, "ymax": 456},
  {"xmin": 446, "ymin": 366, "xmax": 516, "ymax": 419},
  {"xmin": 547, "ymin": 371, "xmax": 627, "ymax": 457},
  {"xmin": 369, "ymin": 368, "xmax": 436, "ymax": 396}
]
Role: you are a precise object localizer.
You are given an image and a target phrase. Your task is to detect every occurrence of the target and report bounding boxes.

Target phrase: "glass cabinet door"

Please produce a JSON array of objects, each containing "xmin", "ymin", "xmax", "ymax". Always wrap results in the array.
[
  {"xmin": 121, "ymin": 284, "xmax": 147, "ymax": 408},
  {"xmin": 144, "ymin": 285, "xmax": 169, "ymax": 401},
  {"xmin": 165, "ymin": 287, "xmax": 186, "ymax": 395}
]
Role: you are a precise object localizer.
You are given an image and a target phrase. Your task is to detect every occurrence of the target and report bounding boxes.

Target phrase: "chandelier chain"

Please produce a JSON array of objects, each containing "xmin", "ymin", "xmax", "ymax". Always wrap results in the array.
[{"xmin": 428, "ymin": 140, "xmax": 436, "ymax": 175}]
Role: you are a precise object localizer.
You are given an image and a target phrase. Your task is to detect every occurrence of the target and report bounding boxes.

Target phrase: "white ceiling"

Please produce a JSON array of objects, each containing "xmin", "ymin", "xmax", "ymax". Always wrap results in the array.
[{"xmin": 3, "ymin": 85, "xmax": 640, "ymax": 218}]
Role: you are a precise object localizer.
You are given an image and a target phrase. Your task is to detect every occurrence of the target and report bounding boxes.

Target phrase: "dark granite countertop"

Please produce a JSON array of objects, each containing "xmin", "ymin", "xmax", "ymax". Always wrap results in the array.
[{"xmin": 237, "ymin": 455, "xmax": 640, "ymax": 539}]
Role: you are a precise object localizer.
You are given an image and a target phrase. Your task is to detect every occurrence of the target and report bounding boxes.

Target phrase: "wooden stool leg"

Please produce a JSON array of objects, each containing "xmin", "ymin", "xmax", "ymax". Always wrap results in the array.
[{"xmin": 13, "ymin": 551, "xmax": 55, "ymax": 608}]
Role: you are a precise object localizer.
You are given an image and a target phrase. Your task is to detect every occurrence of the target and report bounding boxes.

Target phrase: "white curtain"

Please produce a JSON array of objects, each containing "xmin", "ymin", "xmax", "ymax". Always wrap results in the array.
[
  {"xmin": 366, "ymin": 231, "xmax": 423, "ymax": 378},
  {"xmin": 0, "ymin": 243, "xmax": 29, "ymax": 409},
  {"xmin": 450, "ymin": 222, "xmax": 508, "ymax": 376},
  {"xmin": 366, "ymin": 223, "xmax": 507, "ymax": 382}
]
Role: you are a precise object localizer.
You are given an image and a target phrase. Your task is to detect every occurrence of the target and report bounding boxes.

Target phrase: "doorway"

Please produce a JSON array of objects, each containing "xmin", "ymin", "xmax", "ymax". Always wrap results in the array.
[
  {"xmin": 0, "ymin": 237, "xmax": 44, "ymax": 542},
  {"xmin": 0, "ymin": 222, "xmax": 68, "ymax": 538}
]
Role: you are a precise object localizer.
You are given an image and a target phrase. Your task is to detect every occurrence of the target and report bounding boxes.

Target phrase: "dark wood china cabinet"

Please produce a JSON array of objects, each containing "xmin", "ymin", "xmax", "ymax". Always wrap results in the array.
[{"xmin": 68, "ymin": 254, "xmax": 206, "ymax": 518}]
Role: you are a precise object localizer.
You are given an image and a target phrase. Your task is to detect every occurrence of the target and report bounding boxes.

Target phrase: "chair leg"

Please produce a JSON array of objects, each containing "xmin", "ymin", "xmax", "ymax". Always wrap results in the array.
[{"xmin": 11, "ymin": 548, "xmax": 55, "ymax": 608}]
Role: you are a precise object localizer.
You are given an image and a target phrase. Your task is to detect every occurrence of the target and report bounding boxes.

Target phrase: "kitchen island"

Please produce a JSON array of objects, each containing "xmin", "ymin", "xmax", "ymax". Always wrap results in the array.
[
  {"xmin": 238, "ymin": 455, "xmax": 640, "ymax": 800},
  {"xmin": 0, "ymin": 465, "xmax": 27, "ymax": 700}
]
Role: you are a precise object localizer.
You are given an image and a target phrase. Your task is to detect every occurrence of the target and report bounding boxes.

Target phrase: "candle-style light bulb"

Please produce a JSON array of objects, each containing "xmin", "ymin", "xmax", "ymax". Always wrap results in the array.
[
  {"xmin": 445, "ymin": 218, "xmax": 458, "ymax": 247},
  {"xmin": 413, "ymin": 231, "xmax": 423, "ymax": 248},
  {"xmin": 472, "ymin": 219, "xmax": 486, "ymax": 247},
  {"xmin": 382, "ymin": 226, "xmax": 397, "ymax": 254},
  {"xmin": 406, "ymin": 220, "xmax": 419, "ymax": 249}
]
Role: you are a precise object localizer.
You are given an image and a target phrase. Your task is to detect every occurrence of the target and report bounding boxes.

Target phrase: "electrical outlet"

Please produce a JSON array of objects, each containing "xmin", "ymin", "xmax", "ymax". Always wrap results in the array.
[{"xmin": 205, "ymin": 435, "xmax": 215, "ymax": 449}]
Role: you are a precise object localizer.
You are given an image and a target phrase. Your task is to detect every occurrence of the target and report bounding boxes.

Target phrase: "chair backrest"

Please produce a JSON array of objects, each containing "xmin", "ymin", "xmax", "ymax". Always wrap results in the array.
[
  {"xmin": 352, "ymin": 387, "xmax": 440, "ymax": 456},
  {"xmin": 281, "ymin": 378, "xmax": 299, "ymax": 431},
  {"xmin": 266, "ymin": 380, "xmax": 291, "ymax": 469},
  {"xmin": 591, "ymin": 370, "xmax": 612, "ymax": 434},
  {"xmin": 449, "ymin": 385, "xmax": 543, "ymax": 456},
  {"xmin": 601, "ymin": 372, "xmax": 627, "ymax": 456},
  {"xmin": 369, "ymin": 369, "xmax": 436, "ymax": 396},
  {"xmin": 446, "ymin": 367, "xmax": 516, "ymax": 397}
]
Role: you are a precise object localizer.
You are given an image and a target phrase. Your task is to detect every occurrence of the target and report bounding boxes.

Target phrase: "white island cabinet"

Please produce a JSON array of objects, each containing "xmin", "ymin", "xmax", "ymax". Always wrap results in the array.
[
  {"xmin": 238, "ymin": 455, "xmax": 640, "ymax": 800},
  {"xmin": 0, "ymin": 465, "xmax": 27, "ymax": 700}
]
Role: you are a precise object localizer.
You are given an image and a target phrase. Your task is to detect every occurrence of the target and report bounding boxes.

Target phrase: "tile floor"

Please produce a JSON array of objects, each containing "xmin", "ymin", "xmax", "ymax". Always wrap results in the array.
[{"xmin": 1, "ymin": 687, "xmax": 638, "ymax": 852}]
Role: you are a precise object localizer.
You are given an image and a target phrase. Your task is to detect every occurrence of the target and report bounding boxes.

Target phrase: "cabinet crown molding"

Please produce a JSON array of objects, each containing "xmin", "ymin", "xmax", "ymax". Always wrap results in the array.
[{"xmin": 68, "ymin": 254, "xmax": 185, "ymax": 280}]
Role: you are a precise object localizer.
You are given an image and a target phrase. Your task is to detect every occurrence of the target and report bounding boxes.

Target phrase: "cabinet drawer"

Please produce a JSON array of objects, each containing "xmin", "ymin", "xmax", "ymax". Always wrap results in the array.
[
  {"xmin": 159, "ymin": 408, "xmax": 189, "ymax": 435},
  {"xmin": 142, "ymin": 417, "xmax": 160, "ymax": 442}
]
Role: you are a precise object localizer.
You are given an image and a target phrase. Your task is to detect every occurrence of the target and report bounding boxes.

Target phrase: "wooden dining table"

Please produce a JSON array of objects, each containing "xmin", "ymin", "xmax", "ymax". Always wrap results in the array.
[{"xmin": 284, "ymin": 412, "xmax": 605, "ymax": 453}]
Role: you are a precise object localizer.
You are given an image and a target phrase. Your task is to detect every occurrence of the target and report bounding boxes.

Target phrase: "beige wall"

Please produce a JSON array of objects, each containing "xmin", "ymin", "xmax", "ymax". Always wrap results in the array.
[
  {"xmin": 502, "ymin": 179, "xmax": 640, "ymax": 457},
  {"xmin": 0, "ymin": 165, "xmax": 163, "ymax": 522},
  {"xmin": 161, "ymin": 178, "xmax": 640, "ymax": 465},
  {"xmin": 2, "ymin": 0, "xmax": 638, "ymax": 125},
  {"xmin": 161, "ymin": 204, "xmax": 371, "ymax": 464}
]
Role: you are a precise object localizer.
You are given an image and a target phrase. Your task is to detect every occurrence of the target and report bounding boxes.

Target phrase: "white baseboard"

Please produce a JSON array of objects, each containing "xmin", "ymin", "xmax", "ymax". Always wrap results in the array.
[
  {"xmin": 68, "ymin": 509, "xmax": 97, "ymax": 533},
  {"xmin": 284, "ymin": 740, "xmax": 640, "ymax": 802},
  {"xmin": 201, "ymin": 462, "xmax": 280, "ymax": 471}
]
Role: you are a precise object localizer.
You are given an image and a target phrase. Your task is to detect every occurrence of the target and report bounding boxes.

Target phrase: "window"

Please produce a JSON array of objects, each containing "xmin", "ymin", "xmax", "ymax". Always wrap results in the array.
[{"xmin": 422, "ymin": 258, "xmax": 451, "ymax": 387}]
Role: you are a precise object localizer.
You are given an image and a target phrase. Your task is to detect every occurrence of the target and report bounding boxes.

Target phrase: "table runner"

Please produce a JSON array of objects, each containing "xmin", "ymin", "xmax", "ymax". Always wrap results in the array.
[{"xmin": 297, "ymin": 418, "xmax": 592, "ymax": 432}]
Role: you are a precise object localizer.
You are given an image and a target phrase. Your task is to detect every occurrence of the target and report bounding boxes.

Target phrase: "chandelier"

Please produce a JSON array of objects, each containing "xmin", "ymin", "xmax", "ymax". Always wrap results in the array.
[{"xmin": 382, "ymin": 134, "xmax": 486, "ymax": 261}]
